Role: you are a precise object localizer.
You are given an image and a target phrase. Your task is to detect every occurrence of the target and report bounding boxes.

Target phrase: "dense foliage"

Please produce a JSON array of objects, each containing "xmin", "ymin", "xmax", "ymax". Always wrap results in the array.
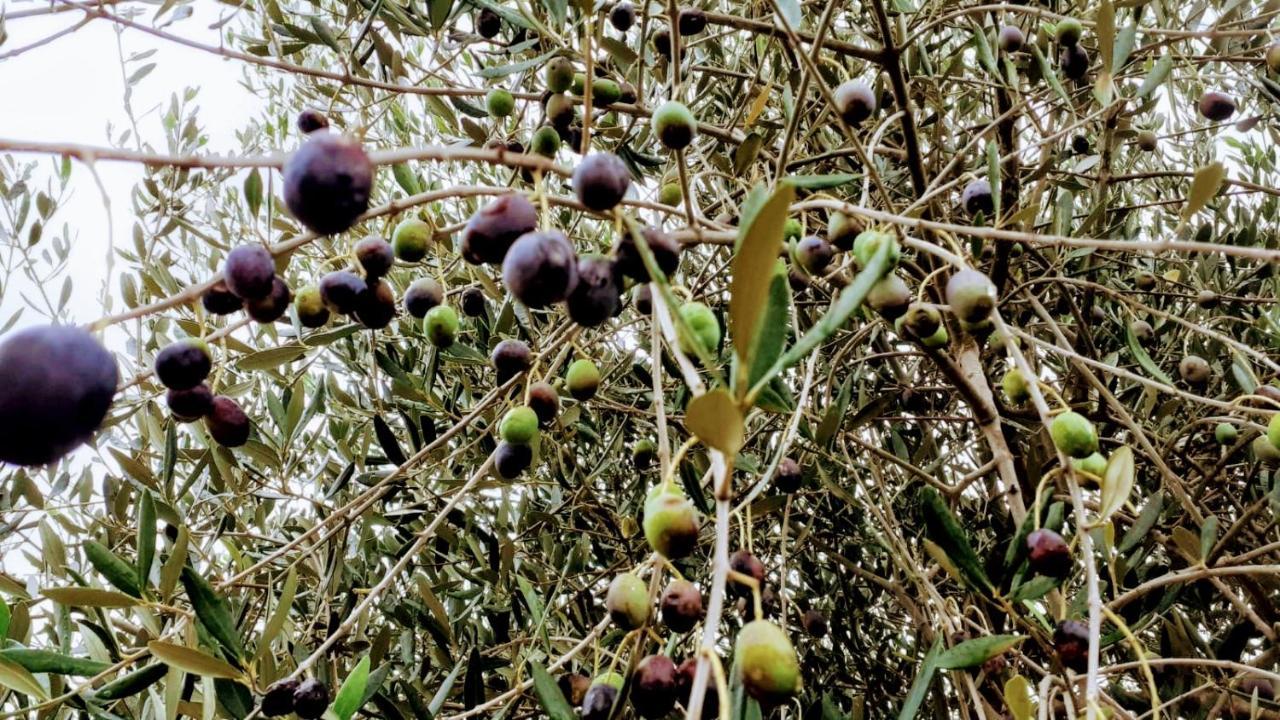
[{"xmin": 3, "ymin": 0, "xmax": 1280, "ymax": 719}]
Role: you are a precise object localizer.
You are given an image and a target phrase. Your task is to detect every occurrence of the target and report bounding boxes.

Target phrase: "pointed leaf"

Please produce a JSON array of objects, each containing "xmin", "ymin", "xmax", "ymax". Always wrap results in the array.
[
  {"xmin": 897, "ymin": 637, "xmax": 941, "ymax": 720},
  {"xmin": 936, "ymin": 635, "xmax": 1025, "ymax": 669},
  {"xmin": 332, "ymin": 655, "xmax": 370, "ymax": 720},
  {"xmin": 42, "ymin": 587, "xmax": 140, "ymax": 608},
  {"xmin": 84, "ymin": 541, "xmax": 142, "ymax": 597},
  {"xmin": 147, "ymin": 642, "xmax": 242, "ymax": 680},
  {"xmin": 0, "ymin": 649, "xmax": 109, "ymax": 676},
  {"xmin": 1098, "ymin": 446, "xmax": 1134, "ymax": 523},
  {"xmin": 1181, "ymin": 162, "xmax": 1225, "ymax": 222},
  {"xmin": 685, "ymin": 388, "xmax": 744, "ymax": 456},
  {"xmin": 0, "ymin": 656, "xmax": 48, "ymax": 700},
  {"xmin": 529, "ymin": 660, "xmax": 575, "ymax": 720},
  {"xmin": 1004, "ymin": 675, "xmax": 1034, "ymax": 720},
  {"xmin": 95, "ymin": 663, "xmax": 168, "ymax": 700},
  {"xmin": 138, "ymin": 492, "xmax": 156, "ymax": 591},
  {"xmin": 730, "ymin": 182, "xmax": 795, "ymax": 379},
  {"xmin": 179, "ymin": 568, "xmax": 243, "ymax": 662}
]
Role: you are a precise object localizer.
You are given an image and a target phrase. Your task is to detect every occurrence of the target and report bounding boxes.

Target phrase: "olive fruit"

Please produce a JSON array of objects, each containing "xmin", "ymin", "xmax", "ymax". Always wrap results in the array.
[
  {"xmin": 1026, "ymin": 528, "xmax": 1072, "ymax": 578},
  {"xmin": 566, "ymin": 359, "xmax": 601, "ymax": 400},
  {"xmin": 223, "ymin": 245, "xmax": 276, "ymax": 300},
  {"xmin": 677, "ymin": 301, "xmax": 720, "ymax": 356},
  {"xmin": 354, "ymin": 280, "xmax": 395, "ymax": 329},
  {"xmin": 202, "ymin": 280, "xmax": 243, "ymax": 315},
  {"xmin": 494, "ymin": 441, "xmax": 533, "ymax": 479},
  {"xmin": 827, "ymin": 211, "xmax": 862, "ymax": 251},
  {"xmin": 527, "ymin": 382, "xmax": 560, "ymax": 425},
  {"xmin": 652, "ymin": 29, "xmax": 673, "ymax": 59},
  {"xmin": 658, "ymin": 182, "xmax": 682, "ymax": 206},
  {"xmin": 573, "ymin": 153, "xmax": 631, "ymax": 212},
  {"xmin": 167, "ymin": 384, "xmax": 214, "ymax": 422},
  {"xmin": 1241, "ymin": 678, "xmax": 1276, "ymax": 701},
  {"xmin": 1130, "ymin": 319, "xmax": 1153, "ymax": 342},
  {"xmin": 581, "ymin": 684, "xmax": 619, "ymax": 720},
  {"xmin": 531, "ymin": 125, "xmax": 561, "ymax": 157},
  {"xmin": 644, "ymin": 487, "xmax": 699, "ymax": 558},
  {"xmin": 661, "ymin": 580, "xmax": 703, "ymax": 633},
  {"xmin": 476, "ymin": 7, "xmax": 501, "ymax": 38},
  {"xmin": 795, "ymin": 236, "xmax": 834, "ymax": 274},
  {"xmin": 1195, "ymin": 289, "xmax": 1219, "ymax": 310},
  {"xmin": 246, "ymin": 277, "xmax": 292, "ymax": 323},
  {"xmin": 1179, "ymin": 354, "xmax": 1212, "ymax": 386},
  {"xmin": 1136, "ymin": 130, "xmax": 1158, "ymax": 151},
  {"xmin": 605, "ymin": 572, "xmax": 650, "ymax": 629},
  {"xmin": 1060, "ymin": 44, "xmax": 1089, "ymax": 80},
  {"xmin": 735, "ymin": 620, "xmax": 800, "ymax": 703},
  {"xmin": 676, "ymin": 658, "xmax": 720, "ymax": 719},
  {"xmin": 461, "ymin": 194, "xmax": 538, "ymax": 265},
  {"xmin": 392, "ymin": 217, "xmax": 432, "ymax": 263},
  {"xmin": 404, "ymin": 278, "xmax": 444, "ymax": 318},
  {"xmin": 1254, "ymin": 435, "xmax": 1280, "ymax": 465},
  {"xmin": 545, "ymin": 93, "xmax": 576, "ymax": 129},
  {"xmin": 609, "ymin": 1, "xmax": 635, "ymax": 31},
  {"xmin": 1071, "ymin": 452, "xmax": 1107, "ymax": 478},
  {"xmin": 155, "ymin": 339, "xmax": 211, "ymax": 391},
  {"xmin": 901, "ymin": 303, "xmax": 941, "ymax": 340},
  {"xmin": 1071, "ymin": 134, "xmax": 1090, "ymax": 155},
  {"xmin": 618, "ymin": 81, "xmax": 638, "ymax": 104},
  {"xmin": 783, "ymin": 218, "xmax": 802, "ymax": 241},
  {"xmin": 319, "ymin": 271, "xmax": 367, "ymax": 315},
  {"xmin": 678, "ymin": 7, "xmax": 707, "ymax": 35},
  {"xmin": 1049, "ymin": 410, "xmax": 1098, "ymax": 459},
  {"xmin": 652, "ymin": 100, "xmax": 697, "ymax": 150},
  {"xmin": 261, "ymin": 679, "xmax": 299, "ymax": 717},
  {"xmin": 775, "ymin": 456, "xmax": 802, "ymax": 494},
  {"xmin": 292, "ymin": 679, "xmax": 329, "ymax": 720},
  {"xmin": 590, "ymin": 78, "xmax": 622, "ymax": 106},
  {"xmin": 566, "ymin": 254, "xmax": 622, "ymax": 327},
  {"xmin": 295, "ymin": 109, "xmax": 328, "ymax": 135},
  {"xmin": 616, "ymin": 225, "xmax": 681, "ymax": 281},
  {"xmin": 1134, "ymin": 271, "xmax": 1157, "ymax": 291},
  {"xmin": 802, "ymin": 609, "xmax": 828, "ymax": 638},
  {"xmin": 630, "ymin": 655, "xmax": 678, "ymax": 719},
  {"xmin": 633, "ymin": 438, "xmax": 656, "ymax": 469},
  {"xmin": 1267, "ymin": 413, "xmax": 1280, "ymax": 451},
  {"xmin": 502, "ymin": 231, "xmax": 579, "ymax": 309},
  {"xmin": 558, "ymin": 673, "xmax": 590, "ymax": 707},
  {"xmin": 728, "ymin": 550, "xmax": 765, "ymax": 599},
  {"xmin": 460, "ymin": 287, "xmax": 487, "ymax": 317},
  {"xmin": 833, "ymin": 80, "xmax": 876, "ymax": 125},
  {"xmin": 1199, "ymin": 91, "xmax": 1236, "ymax": 122},
  {"xmin": 851, "ymin": 229, "xmax": 900, "ymax": 268},
  {"xmin": 486, "ymin": 88, "xmax": 515, "ymax": 118},
  {"xmin": 1002, "ymin": 368, "xmax": 1031, "ymax": 404},
  {"xmin": 1053, "ymin": 620, "xmax": 1089, "ymax": 672},
  {"xmin": 545, "ymin": 57, "xmax": 575, "ymax": 94},
  {"xmin": 1214, "ymin": 422, "xmax": 1237, "ymax": 445},
  {"xmin": 295, "ymin": 285, "xmax": 330, "ymax": 328},
  {"xmin": 283, "ymin": 133, "xmax": 373, "ymax": 236},
  {"xmin": 946, "ymin": 269, "xmax": 997, "ymax": 323},
  {"xmin": 1268, "ymin": 44, "xmax": 1280, "ymax": 74},
  {"xmin": 998, "ymin": 25, "xmax": 1024, "ymax": 53},
  {"xmin": 0, "ymin": 326, "xmax": 117, "ymax": 466},
  {"xmin": 206, "ymin": 395, "xmax": 250, "ymax": 448},
  {"xmin": 499, "ymin": 406, "xmax": 539, "ymax": 445},
  {"xmin": 355, "ymin": 236, "xmax": 395, "ymax": 279},
  {"xmin": 424, "ymin": 305, "xmax": 459, "ymax": 347},
  {"xmin": 961, "ymin": 179, "xmax": 994, "ymax": 217},
  {"xmin": 866, "ymin": 274, "xmax": 911, "ymax": 320},
  {"xmin": 491, "ymin": 339, "xmax": 532, "ymax": 385},
  {"xmin": 1055, "ymin": 18, "xmax": 1083, "ymax": 46}
]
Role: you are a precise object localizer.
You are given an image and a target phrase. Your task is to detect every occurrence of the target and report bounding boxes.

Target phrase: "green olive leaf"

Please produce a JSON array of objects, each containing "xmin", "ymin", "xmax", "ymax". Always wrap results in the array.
[
  {"xmin": 730, "ymin": 181, "xmax": 795, "ymax": 391},
  {"xmin": 146, "ymin": 642, "xmax": 243, "ymax": 680},
  {"xmin": 1098, "ymin": 446, "xmax": 1135, "ymax": 524},
  {"xmin": 936, "ymin": 635, "xmax": 1025, "ymax": 669},
  {"xmin": 685, "ymin": 388, "xmax": 744, "ymax": 456}
]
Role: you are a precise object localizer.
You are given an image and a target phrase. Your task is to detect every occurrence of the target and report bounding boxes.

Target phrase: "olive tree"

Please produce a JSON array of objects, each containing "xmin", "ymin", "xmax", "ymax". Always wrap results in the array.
[{"xmin": 1, "ymin": 0, "xmax": 1280, "ymax": 719}]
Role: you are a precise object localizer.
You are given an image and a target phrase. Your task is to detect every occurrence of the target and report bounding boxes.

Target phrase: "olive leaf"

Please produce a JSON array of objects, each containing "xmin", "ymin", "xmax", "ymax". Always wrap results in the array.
[
  {"xmin": 1004, "ymin": 675, "xmax": 1034, "ymax": 720},
  {"xmin": 42, "ymin": 587, "xmax": 140, "ymax": 608},
  {"xmin": 331, "ymin": 655, "xmax": 371, "ymax": 720},
  {"xmin": 146, "ymin": 642, "xmax": 243, "ymax": 680},
  {"xmin": 529, "ymin": 660, "xmax": 576, "ymax": 720},
  {"xmin": 1181, "ymin": 162, "xmax": 1226, "ymax": 223},
  {"xmin": 1098, "ymin": 446, "xmax": 1134, "ymax": 523},
  {"xmin": 730, "ymin": 181, "xmax": 795, "ymax": 390},
  {"xmin": 685, "ymin": 388, "xmax": 744, "ymax": 456},
  {"xmin": 936, "ymin": 635, "xmax": 1025, "ymax": 669}
]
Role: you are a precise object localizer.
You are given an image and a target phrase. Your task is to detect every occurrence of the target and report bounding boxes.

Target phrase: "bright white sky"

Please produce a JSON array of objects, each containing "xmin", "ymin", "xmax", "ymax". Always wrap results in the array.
[{"xmin": 2, "ymin": 2, "xmax": 255, "ymax": 324}]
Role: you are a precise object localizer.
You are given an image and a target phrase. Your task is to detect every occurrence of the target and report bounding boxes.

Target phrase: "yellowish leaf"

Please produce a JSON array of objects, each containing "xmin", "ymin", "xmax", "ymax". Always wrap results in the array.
[
  {"xmin": 745, "ymin": 85, "xmax": 771, "ymax": 127},
  {"xmin": 42, "ymin": 587, "xmax": 140, "ymax": 608},
  {"xmin": 1098, "ymin": 446, "xmax": 1134, "ymax": 523},
  {"xmin": 685, "ymin": 388, "xmax": 744, "ymax": 456},
  {"xmin": 730, "ymin": 183, "xmax": 795, "ymax": 377},
  {"xmin": 0, "ymin": 657, "xmax": 48, "ymax": 700},
  {"xmin": 1004, "ymin": 674, "xmax": 1034, "ymax": 720},
  {"xmin": 1097, "ymin": 1, "xmax": 1115, "ymax": 73},
  {"xmin": 922, "ymin": 539, "xmax": 964, "ymax": 585},
  {"xmin": 147, "ymin": 642, "xmax": 243, "ymax": 680},
  {"xmin": 1181, "ymin": 162, "xmax": 1225, "ymax": 222}
]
